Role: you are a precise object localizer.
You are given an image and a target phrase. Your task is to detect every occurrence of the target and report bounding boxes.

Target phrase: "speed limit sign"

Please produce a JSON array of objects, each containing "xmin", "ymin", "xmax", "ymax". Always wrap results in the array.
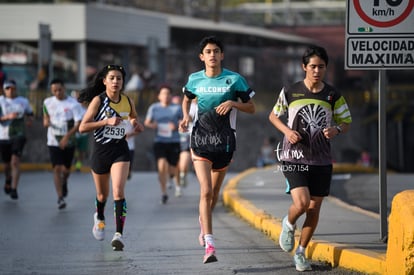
[
  {"xmin": 347, "ymin": 0, "xmax": 414, "ymax": 35},
  {"xmin": 346, "ymin": 0, "xmax": 414, "ymax": 69}
]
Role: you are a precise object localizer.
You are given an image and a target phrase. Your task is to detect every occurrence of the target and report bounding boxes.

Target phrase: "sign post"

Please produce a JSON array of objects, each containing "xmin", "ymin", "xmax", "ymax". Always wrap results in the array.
[
  {"xmin": 38, "ymin": 23, "xmax": 52, "ymax": 86},
  {"xmin": 345, "ymin": 0, "xmax": 414, "ymax": 241}
]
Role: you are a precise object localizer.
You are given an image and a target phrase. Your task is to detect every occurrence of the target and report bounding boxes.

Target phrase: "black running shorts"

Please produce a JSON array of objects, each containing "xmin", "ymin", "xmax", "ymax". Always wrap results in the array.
[
  {"xmin": 91, "ymin": 140, "xmax": 130, "ymax": 174},
  {"xmin": 281, "ymin": 162, "xmax": 332, "ymax": 197}
]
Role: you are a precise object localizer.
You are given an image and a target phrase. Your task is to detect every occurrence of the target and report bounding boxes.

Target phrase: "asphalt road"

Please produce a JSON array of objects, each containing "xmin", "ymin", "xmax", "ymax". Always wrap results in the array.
[{"xmin": 0, "ymin": 171, "xmax": 363, "ymax": 275}]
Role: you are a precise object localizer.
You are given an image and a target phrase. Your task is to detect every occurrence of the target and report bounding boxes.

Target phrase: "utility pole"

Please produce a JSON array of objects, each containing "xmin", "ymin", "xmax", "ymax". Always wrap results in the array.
[
  {"xmin": 265, "ymin": 0, "xmax": 272, "ymax": 25},
  {"xmin": 213, "ymin": 0, "xmax": 221, "ymax": 23}
]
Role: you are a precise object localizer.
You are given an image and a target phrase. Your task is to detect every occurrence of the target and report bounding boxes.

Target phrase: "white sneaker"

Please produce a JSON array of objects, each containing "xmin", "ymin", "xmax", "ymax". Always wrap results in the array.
[
  {"xmin": 179, "ymin": 172, "xmax": 188, "ymax": 187},
  {"xmin": 167, "ymin": 178, "xmax": 174, "ymax": 189},
  {"xmin": 279, "ymin": 215, "xmax": 295, "ymax": 252},
  {"xmin": 111, "ymin": 232, "xmax": 124, "ymax": 251},
  {"xmin": 175, "ymin": 186, "xmax": 182, "ymax": 197},
  {"xmin": 92, "ymin": 213, "xmax": 105, "ymax": 241},
  {"xmin": 294, "ymin": 253, "xmax": 312, "ymax": 271}
]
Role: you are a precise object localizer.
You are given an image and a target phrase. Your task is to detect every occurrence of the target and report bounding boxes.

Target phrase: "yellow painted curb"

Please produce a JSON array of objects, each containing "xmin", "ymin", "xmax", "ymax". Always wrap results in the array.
[
  {"xmin": 0, "ymin": 163, "xmax": 91, "ymax": 173},
  {"xmin": 386, "ymin": 190, "xmax": 414, "ymax": 275},
  {"xmin": 222, "ymin": 167, "xmax": 386, "ymax": 275}
]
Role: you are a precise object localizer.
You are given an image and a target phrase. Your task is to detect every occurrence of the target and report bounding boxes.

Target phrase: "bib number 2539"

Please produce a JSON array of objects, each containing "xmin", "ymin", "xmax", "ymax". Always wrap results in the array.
[{"xmin": 103, "ymin": 123, "xmax": 127, "ymax": 139}]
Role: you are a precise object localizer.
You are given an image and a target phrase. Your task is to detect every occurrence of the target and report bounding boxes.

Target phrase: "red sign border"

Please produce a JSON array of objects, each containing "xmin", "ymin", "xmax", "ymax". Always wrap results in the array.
[{"xmin": 353, "ymin": 0, "xmax": 414, "ymax": 28}]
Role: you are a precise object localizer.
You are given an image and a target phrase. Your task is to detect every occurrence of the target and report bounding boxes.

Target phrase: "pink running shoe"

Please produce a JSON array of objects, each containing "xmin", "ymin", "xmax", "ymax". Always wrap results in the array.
[
  {"xmin": 198, "ymin": 216, "xmax": 205, "ymax": 247},
  {"xmin": 203, "ymin": 244, "xmax": 218, "ymax": 264}
]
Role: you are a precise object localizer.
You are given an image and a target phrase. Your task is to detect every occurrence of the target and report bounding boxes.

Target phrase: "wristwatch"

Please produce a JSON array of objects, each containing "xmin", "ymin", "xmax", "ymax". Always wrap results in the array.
[{"xmin": 335, "ymin": 125, "xmax": 342, "ymax": 134}]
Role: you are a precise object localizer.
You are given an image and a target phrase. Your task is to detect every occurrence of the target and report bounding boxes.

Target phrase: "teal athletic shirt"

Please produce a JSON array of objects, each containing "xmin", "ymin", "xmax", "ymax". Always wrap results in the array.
[
  {"xmin": 183, "ymin": 68, "xmax": 254, "ymax": 115},
  {"xmin": 183, "ymin": 68, "xmax": 255, "ymax": 153}
]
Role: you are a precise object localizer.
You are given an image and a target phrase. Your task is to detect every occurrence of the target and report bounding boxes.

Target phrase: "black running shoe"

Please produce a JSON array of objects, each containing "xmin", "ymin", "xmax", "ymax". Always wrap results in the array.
[
  {"xmin": 10, "ymin": 189, "xmax": 18, "ymax": 200},
  {"xmin": 161, "ymin": 194, "xmax": 168, "ymax": 204},
  {"xmin": 62, "ymin": 180, "xmax": 68, "ymax": 198},
  {"xmin": 58, "ymin": 198, "xmax": 66, "ymax": 209},
  {"xmin": 4, "ymin": 184, "xmax": 11, "ymax": 194}
]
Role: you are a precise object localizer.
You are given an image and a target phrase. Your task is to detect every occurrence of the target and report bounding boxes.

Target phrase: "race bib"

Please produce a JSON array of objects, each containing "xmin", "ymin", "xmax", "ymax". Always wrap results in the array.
[
  {"xmin": 51, "ymin": 122, "xmax": 68, "ymax": 136},
  {"xmin": 103, "ymin": 120, "xmax": 129, "ymax": 139},
  {"xmin": 158, "ymin": 123, "xmax": 172, "ymax": 138}
]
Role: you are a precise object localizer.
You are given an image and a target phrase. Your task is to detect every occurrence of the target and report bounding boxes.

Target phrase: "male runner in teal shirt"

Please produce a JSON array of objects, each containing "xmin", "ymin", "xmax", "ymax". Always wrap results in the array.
[{"xmin": 179, "ymin": 36, "xmax": 255, "ymax": 264}]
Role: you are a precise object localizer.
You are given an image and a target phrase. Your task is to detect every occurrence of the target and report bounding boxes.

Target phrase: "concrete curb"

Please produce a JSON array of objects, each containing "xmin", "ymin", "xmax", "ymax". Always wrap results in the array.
[{"xmin": 222, "ymin": 167, "xmax": 386, "ymax": 275}]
